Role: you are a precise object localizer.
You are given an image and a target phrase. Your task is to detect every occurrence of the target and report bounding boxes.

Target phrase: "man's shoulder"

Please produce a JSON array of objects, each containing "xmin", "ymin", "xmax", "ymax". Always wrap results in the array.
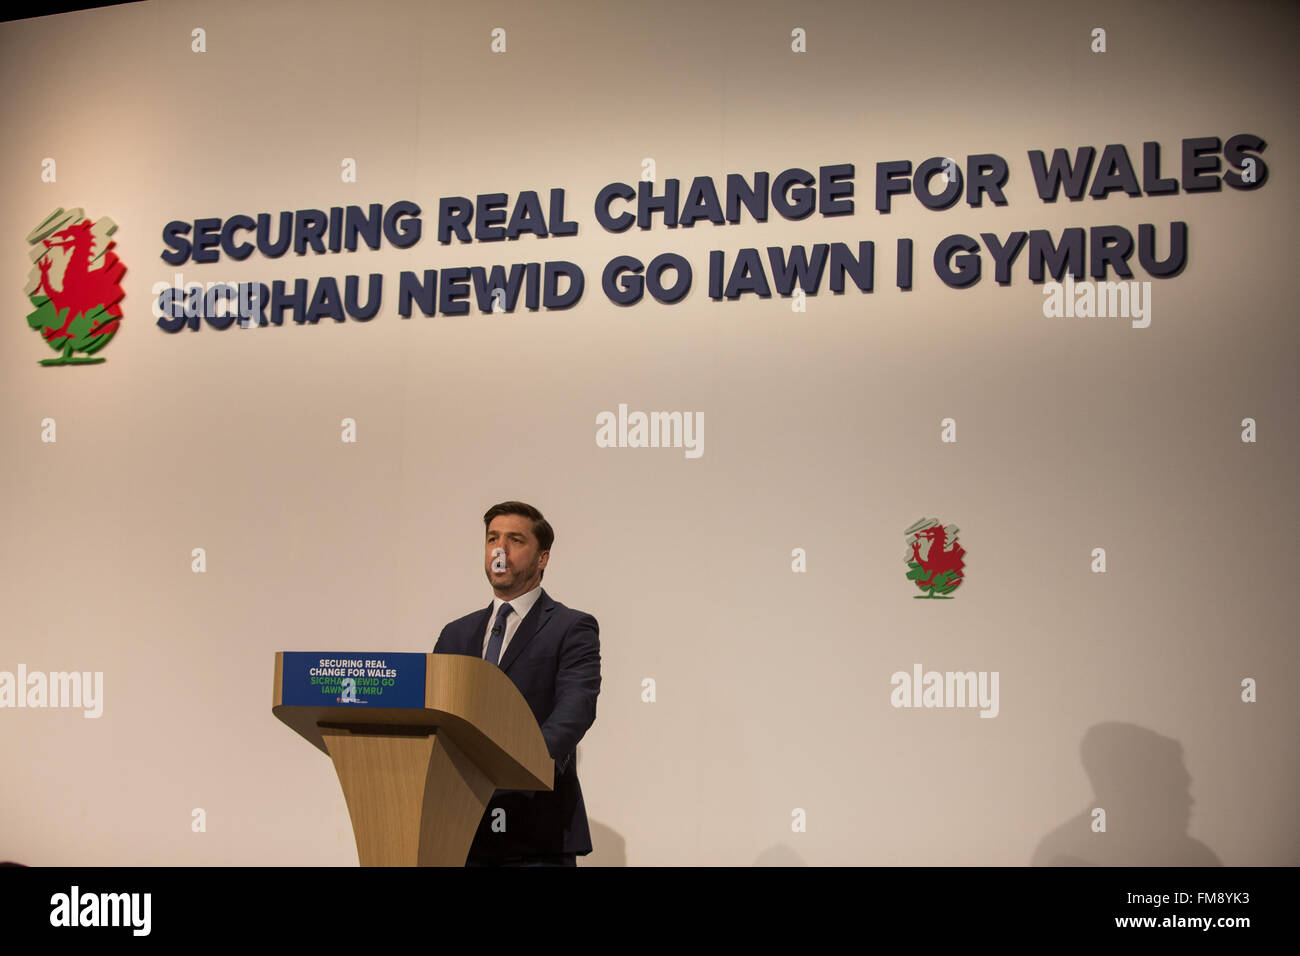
[
  {"xmin": 435, "ymin": 590, "xmax": 597, "ymax": 648},
  {"xmin": 434, "ymin": 604, "xmax": 489, "ymax": 653},
  {"xmin": 443, "ymin": 604, "xmax": 489, "ymax": 631},
  {"xmin": 538, "ymin": 590, "xmax": 597, "ymax": 629}
]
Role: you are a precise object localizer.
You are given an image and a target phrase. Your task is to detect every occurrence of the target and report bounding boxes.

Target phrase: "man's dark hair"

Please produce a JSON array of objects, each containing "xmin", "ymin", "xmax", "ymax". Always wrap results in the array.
[{"xmin": 483, "ymin": 501, "xmax": 554, "ymax": 578}]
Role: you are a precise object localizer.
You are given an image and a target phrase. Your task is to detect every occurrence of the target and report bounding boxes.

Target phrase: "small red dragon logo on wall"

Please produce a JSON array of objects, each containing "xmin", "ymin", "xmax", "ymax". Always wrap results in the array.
[
  {"xmin": 904, "ymin": 518, "xmax": 965, "ymax": 598},
  {"xmin": 25, "ymin": 207, "xmax": 126, "ymax": 366}
]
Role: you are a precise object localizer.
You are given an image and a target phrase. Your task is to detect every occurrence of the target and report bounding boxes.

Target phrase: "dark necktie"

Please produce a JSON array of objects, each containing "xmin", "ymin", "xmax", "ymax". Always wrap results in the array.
[{"xmin": 484, "ymin": 602, "xmax": 513, "ymax": 667}]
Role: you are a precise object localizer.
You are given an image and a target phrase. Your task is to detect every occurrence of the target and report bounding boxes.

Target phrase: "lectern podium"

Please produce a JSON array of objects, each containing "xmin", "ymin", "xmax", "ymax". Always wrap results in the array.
[{"xmin": 273, "ymin": 651, "xmax": 553, "ymax": 866}]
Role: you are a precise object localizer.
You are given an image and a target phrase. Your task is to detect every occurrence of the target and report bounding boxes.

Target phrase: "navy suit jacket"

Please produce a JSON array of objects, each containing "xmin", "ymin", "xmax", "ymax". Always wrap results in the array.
[{"xmin": 433, "ymin": 587, "xmax": 600, "ymax": 860}]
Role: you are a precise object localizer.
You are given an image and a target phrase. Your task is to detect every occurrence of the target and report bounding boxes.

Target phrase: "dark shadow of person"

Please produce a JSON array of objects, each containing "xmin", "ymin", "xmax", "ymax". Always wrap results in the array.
[
  {"xmin": 753, "ymin": 844, "xmax": 807, "ymax": 866},
  {"xmin": 575, "ymin": 745, "xmax": 628, "ymax": 866},
  {"xmin": 1032, "ymin": 721, "xmax": 1221, "ymax": 866}
]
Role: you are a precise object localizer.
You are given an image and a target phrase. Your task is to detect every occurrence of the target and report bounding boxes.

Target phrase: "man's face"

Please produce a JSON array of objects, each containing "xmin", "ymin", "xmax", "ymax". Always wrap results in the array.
[{"xmin": 484, "ymin": 514, "xmax": 548, "ymax": 597}]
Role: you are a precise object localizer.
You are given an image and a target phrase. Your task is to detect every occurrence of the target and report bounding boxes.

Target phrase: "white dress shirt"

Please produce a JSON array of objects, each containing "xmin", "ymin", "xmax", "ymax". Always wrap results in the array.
[{"xmin": 481, "ymin": 583, "xmax": 543, "ymax": 661}]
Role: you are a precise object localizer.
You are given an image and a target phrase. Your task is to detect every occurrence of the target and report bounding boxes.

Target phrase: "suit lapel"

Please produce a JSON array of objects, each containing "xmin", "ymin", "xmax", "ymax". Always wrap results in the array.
[
  {"xmin": 469, "ymin": 602, "xmax": 494, "ymax": 656},
  {"xmin": 497, "ymin": 588, "xmax": 555, "ymax": 673}
]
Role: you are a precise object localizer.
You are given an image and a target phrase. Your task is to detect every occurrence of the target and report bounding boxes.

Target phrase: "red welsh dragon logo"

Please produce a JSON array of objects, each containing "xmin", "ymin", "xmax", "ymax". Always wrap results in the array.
[
  {"xmin": 25, "ymin": 208, "xmax": 126, "ymax": 366},
  {"xmin": 904, "ymin": 518, "xmax": 966, "ymax": 598}
]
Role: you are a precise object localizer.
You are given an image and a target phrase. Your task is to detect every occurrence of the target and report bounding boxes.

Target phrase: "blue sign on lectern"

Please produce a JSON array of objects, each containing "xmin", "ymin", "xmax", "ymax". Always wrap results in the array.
[{"xmin": 280, "ymin": 652, "xmax": 427, "ymax": 708}]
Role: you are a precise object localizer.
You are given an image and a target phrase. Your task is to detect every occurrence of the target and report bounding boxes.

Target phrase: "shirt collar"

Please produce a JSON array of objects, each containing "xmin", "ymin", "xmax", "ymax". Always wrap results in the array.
[{"xmin": 491, "ymin": 582, "xmax": 543, "ymax": 621}]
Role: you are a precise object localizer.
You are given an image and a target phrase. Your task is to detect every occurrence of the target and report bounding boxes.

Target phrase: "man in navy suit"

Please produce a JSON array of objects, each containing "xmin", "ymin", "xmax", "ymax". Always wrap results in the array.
[{"xmin": 433, "ymin": 501, "xmax": 601, "ymax": 866}]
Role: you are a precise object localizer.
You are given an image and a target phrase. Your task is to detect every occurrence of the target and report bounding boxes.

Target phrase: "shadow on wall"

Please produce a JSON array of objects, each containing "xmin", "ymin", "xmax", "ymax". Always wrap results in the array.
[
  {"xmin": 753, "ymin": 844, "xmax": 807, "ymax": 866},
  {"xmin": 577, "ymin": 745, "xmax": 628, "ymax": 866},
  {"xmin": 585, "ymin": 821, "xmax": 626, "ymax": 866},
  {"xmin": 1032, "ymin": 721, "xmax": 1221, "ymax": 866}
]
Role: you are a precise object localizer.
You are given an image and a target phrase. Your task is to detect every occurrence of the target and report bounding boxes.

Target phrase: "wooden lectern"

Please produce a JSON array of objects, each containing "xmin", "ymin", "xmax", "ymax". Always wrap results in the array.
[{"xmin": 273, "ymin": 652, "xmax": 553, "ymax": 866}]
